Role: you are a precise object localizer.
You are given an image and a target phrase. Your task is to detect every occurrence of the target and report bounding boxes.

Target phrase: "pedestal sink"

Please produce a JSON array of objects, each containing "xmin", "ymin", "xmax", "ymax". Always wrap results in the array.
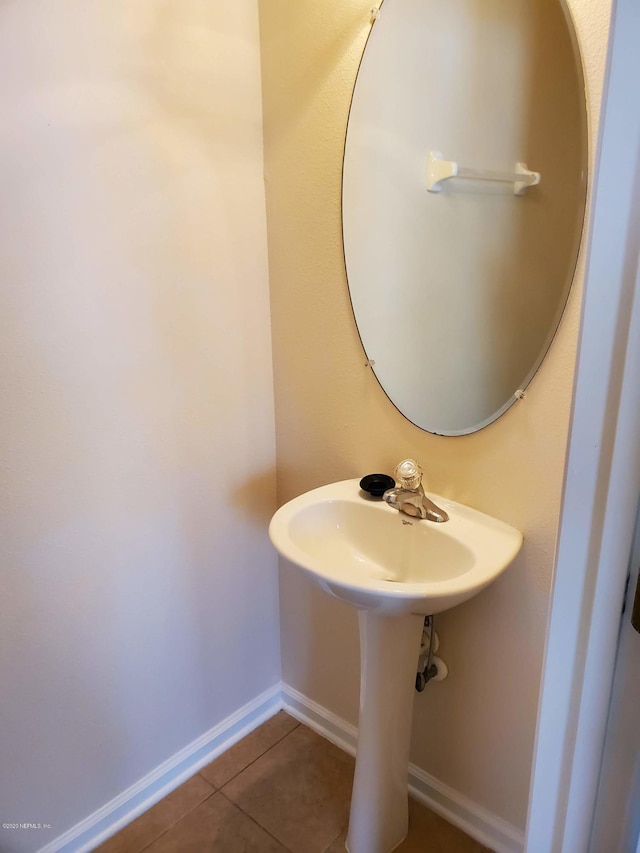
[{"xmin": 269, "ymin": 478, "xmax": 523, "ymax": 853}]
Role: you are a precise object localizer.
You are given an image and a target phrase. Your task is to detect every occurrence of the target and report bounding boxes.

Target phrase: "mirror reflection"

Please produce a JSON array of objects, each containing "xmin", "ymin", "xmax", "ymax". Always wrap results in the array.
[{"xmin": 343, "ymin": 0, "xmax": 587, "ymax": 435}]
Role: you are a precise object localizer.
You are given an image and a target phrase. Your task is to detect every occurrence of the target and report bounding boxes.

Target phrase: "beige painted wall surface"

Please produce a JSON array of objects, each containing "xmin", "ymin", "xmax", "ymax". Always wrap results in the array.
[
  {"xmin": 259, "ymin": 0, "xmax": 610, "ymax": 830},
  {"xmin": 0, "ymin": 2, "xmax": 278, "ymax": 850}
]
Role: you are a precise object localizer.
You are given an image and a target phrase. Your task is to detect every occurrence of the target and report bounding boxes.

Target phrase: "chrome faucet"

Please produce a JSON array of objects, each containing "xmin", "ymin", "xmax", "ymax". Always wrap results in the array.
[{"xmin": 383, "ymin": 459, "xmax": 449, "ymax": 523}]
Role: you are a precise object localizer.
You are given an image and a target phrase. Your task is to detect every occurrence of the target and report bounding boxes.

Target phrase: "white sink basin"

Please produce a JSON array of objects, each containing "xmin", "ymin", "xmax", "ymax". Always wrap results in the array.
[
  {"xmin": 269, "ymin": 478, "xmax": 522, "ymax": 616},
  {"xmin": 269, "ymin": 477, "xmax": 523, "ymax": 853}
]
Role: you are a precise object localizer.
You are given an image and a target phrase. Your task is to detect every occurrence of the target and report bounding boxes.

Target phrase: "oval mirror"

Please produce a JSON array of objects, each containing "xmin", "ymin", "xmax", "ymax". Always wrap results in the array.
[{"xmin": 343, "ymin": 0, "xmax": 587, "ymax": 435}]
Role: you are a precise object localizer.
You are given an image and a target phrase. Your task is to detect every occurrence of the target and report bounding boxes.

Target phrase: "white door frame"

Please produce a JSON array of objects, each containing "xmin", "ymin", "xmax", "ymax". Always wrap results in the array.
[
  {"xmin": 526, "ymin": 0, "xmax": 640, "ymax": 849},
  {"xmin": 590, "ymin": 513, "xmax": 640, "ymax": 850}
]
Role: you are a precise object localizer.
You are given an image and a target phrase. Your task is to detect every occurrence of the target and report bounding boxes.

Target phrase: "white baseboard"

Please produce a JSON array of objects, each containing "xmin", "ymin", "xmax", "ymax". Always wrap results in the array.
[
  {"xmin": 38, "ymin": 684, "xmax": 283, "ymax": 853},
  {"xmin": 282, "ymin": 683, "xmax": 359, "ymax": 758},
  {"xmin": 39, "ymin": 682, "xmax": 524, "ymax": 853},
  {"xmin": 407, "ymin": 763, "xmax": 525, "ymax": 853},
  {"xmin": 281, "ymin": 683, "xmax": 525, "ymax": 853}
]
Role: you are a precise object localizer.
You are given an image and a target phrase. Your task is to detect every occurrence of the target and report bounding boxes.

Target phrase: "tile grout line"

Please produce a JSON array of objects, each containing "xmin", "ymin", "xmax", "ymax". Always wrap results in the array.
[
  {"xmin": 221, "ymin": 722, "xmax": 351, "ymax": 853},
  {"xmin": 321, "ymin": 825, "xmax": 347, "ymax": 853},
  {"xmin": 102, "ymin": 717, "xmax": 302, "ymax": 853},
  {"xmin": 196, "ymin": 772, "xmax": 219, "ymax": 793},
  {"xmin": 214, "ymin": 717, "xmax": 301, "ymax": 790},
  {"xmin": 217, "ymin": 790, "xmax": 294, "ymax": 852},
  {"xmin": 134, "ymin": 787, "xmax": 218, "ymax": 853}
]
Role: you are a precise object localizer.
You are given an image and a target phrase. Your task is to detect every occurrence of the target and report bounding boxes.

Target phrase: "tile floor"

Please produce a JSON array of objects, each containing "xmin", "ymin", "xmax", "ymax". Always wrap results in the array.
[{"xmin": 97, "ymin": 711, "xmax": 490, "ymax": 853}]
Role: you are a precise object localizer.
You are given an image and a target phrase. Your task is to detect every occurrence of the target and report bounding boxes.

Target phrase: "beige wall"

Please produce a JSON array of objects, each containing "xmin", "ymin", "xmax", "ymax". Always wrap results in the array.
[
  {"xmin": 259, "ymin": 0, "xmax": 610, "ymax": 831},
  {"xmin": 0, "ymin": 2, "xmax": 279, "ymax": 849}
]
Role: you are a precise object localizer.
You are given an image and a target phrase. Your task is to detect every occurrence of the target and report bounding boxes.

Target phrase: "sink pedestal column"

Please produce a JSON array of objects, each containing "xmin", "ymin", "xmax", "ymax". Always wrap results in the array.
[{"xmin": 346, "ymin": 611, "xmax": 424, "ymax": 853}]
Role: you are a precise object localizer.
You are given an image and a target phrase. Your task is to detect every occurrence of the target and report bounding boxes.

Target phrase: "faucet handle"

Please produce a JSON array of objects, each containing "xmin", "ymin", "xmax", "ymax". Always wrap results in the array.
[{"xmin": 394, "ymin": 459, "xmax": 423, "ymax": 490}]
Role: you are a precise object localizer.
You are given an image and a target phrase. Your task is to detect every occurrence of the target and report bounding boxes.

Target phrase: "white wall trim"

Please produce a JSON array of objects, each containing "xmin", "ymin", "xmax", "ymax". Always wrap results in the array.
[
  {"xmin": 38, "ymin": 685, "xmax": 283, "ymax": 853},
  {"xmin": 282, "ymin": 683, "xmax": 525, "ymax": 853},
  {"xmin": 282, "ymin": 683, "xmax": 359, "ymax": 756},
  {"xmin": 526, "ymin": 0, "xmax": 640, "ymax": 848},
  {"xmin": 39, "ymin": 681, "xmax": 525, "ymax": 853}
]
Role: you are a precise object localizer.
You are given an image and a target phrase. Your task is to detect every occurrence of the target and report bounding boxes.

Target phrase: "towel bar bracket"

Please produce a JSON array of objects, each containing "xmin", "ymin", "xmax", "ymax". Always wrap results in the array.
[{"xmin": 426, "ymin": 151, "xmax": 541, "ymax": 196}]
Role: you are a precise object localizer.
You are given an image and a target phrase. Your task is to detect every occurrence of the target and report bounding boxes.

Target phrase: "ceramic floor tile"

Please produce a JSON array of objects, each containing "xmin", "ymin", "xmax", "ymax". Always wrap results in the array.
[
  {"xmin": 324, "ymin": 797, "xmax": 492, "ymax": 853},
  {"xmin": 96, "ymin": 774, "xmax": 215, "ymax": 853},
  {"xmin": 201, "ymin": 710, "xmax": 299, "ymax": 788},
  {"xmin": 398, "ymin": 797, "xmax": 493, "ymax": 853},
  {"xmin": 223, "ymin": 724, "xmax": 354, "ymax": 853},
  {"xmin": 142, "ymin": 792, "xmax": 287, "ymax": 853}
]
